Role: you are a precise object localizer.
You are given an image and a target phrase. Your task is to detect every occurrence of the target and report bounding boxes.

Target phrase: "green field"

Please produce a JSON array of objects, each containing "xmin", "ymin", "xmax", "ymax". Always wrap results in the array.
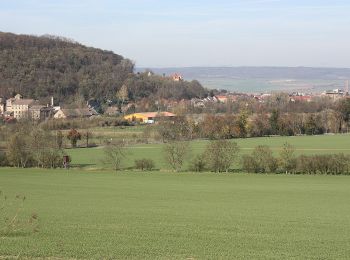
[
  {"xmin": 1, "ymin": 134, "xmax": 350, "ymax": 259},
  {"xmin": 66, "ymin": 134, "xmax": 350, "ymax": 170},
  {"xmin": 1, "ymin": 169, "xmax": 350, "ymax": 259},
  {"xmin": 197, "ymin": 77, "xmax": 345, "ymax": 93}
]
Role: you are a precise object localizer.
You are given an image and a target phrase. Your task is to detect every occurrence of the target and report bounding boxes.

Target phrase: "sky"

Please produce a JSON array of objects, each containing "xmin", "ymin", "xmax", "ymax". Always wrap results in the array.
[{"xmin": 1, "ymin": 0, "xmax": 350, "ymax": 68}]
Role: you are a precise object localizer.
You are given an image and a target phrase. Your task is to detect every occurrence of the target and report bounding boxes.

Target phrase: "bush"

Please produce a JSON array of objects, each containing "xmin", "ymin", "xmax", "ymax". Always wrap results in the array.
[
  {"xmin": 135, "ymin": 159, "xmax": 155, "ymax": 171},
  {"xmin": 241, "ymin": 155, "xmax": 259, "ymax": 173},
  {"xmin": 242, "ymin": 145, "xmax": 277, "ymax": 173},
  {"xmin": 163, "ymin": 141, "xmax": 190, "ymax": 172},
  {"xmin": 205, "ymin": 140, "xmax": 240, "ymax": 172},
  {"xmin": 66, "ymin": 129, "xmax": 81, "ymax": 148},
  {"xmin": 279, "ymin": 142, "xmax": 297, "ymax": 174},
  {"xmin": 189, "ymin": 154, "xmax": 207, "ymax": 172},
  {"xmin": 296, "ymin": 154, "xmax": 350, "ymax": 175},
  {"xmin": 0, "ymin": 151, "xmax": 9, "ymax": 166}
]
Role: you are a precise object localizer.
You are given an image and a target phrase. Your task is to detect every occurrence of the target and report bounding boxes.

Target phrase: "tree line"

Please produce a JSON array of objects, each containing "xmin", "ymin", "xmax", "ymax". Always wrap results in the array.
[
  {"xmin": 102, "ymin": 140, "xmax": 350, "ymax": 175},
  {"xmin": 154, "ymin": 98, "xmax": 350, "ymax": 141}
]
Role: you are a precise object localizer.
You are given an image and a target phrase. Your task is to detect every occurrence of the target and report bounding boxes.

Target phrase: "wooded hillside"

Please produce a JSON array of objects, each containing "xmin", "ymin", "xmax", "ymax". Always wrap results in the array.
[{"xmin": 0, "ymin": 32, "xmax": 207, "ymax": 104}]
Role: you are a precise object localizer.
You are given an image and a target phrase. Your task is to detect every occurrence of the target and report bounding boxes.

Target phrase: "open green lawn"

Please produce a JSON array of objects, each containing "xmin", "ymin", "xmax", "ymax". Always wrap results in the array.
[
  {"xmin": 0, "ymin": 168, "xmax": 349, "ymax": 259},
  {"xmin": 66, "ymin": 134, "xmax": 350, "ymax": 170}
]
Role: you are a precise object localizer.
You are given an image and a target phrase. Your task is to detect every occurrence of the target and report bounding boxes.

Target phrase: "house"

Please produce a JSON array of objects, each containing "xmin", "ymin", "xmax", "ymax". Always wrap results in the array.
[
  {"xmin": 0, "ymin": 98, "xmax": 5, "ymax": 115},
  {"xmin": 11, "ymin": 98, "xmax": 35, "ymax": 119},
  {"xmin": 54, "ymin": 108, "xmax": 99, "ymax": 119},
  {"xmin": 171, "ymin": 73, "xmax": 183, "ymax": 82},
  {"xmin": 124, "ymin": 112, "xmax": 176, "ymax": 124},
  {"xmin": 215, "ymin": 95, "xmax": 228, "ymax": 103},
  {"xmin": 104, "ymin": 106, "xmax": 120, "ymax": 116},
  {"xmin": 290, "ymin": 95, "xmax": 312, "ymax": 102},
  {"xmin": 6, "ymin": 94, "xmax": 22, "ymax": 113},
  {"xmin": 2, "ymin": 94, "xmax": 56, "ymax": 120},
  {"xmin": 322, "ymin": 89, "xmax": 344, "ymax": 100},
  {"xmin": 29, "ymin": 105, "xmax": 55, "ymax": 120}
]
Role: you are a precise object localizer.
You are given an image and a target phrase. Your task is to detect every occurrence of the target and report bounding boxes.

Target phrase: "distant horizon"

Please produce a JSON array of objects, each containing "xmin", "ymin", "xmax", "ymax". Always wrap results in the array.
[{"xmin": 137, "ymin": 65, "xmax": 350, "ymax": 70}]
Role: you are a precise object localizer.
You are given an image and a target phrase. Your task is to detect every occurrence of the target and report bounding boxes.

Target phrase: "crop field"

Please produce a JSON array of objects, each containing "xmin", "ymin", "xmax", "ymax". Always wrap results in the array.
[
  {"xmin": 66, "ymin": 134, "xmax": 350, "ymax": 170},
  {"xmin": 197, "ymin": 77, "xmax": 345, "ymax": 93},
  {"xmin": 1, "ymin": 168, "xmax": 350, "ymax": 259},
  {"xmin": 1, "ymin": 134, "xmax": 350, "ymax": 259}
]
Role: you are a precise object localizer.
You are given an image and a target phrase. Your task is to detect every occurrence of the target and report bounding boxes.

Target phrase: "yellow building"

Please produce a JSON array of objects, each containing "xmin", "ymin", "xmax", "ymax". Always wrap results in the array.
[{"xmin": 124, "ymin": 112, "xmax": 175, "ymax": 123}]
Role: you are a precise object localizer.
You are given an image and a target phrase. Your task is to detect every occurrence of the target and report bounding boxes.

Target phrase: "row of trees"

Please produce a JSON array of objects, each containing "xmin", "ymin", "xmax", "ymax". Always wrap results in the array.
[
  {"xmin": 242, "ymin": 143, "xmax": 350, "ymax": 175},
  {"xmin": 102, "ymin": 139, "xmax": 350, "ymax": 175},
  {"xmin": 102, "ymin": 139, "xmax": 240, "ymax": 172},
  {"xmin": 154, "ymin": 103, "xmax": 350, "ymax": 142}
]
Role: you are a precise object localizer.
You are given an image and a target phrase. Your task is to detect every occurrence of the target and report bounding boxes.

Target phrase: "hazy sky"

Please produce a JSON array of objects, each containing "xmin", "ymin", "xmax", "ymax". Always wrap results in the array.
[{"xmin": 1, "ymin": 0, "xmax": 350, "ymax": 68}]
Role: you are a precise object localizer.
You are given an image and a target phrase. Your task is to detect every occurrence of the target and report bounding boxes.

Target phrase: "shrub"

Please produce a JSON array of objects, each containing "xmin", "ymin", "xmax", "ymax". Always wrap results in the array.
[
  {"xmin": 205, "ymin": 140, "xmax": 240, "ymax": 172},
  {"xmin": 241, "ymin": 155, "xmax": 259, "ymax": 173},
  {"xmin": 242, "ymin": 145, "xmax": 277, "ymax": 173},
  {"xmin": 189, "ymin": 154, "xmax": 207, "ymax": 172},
  {"xmin": 104, "ymin": 141, "xmax": 127, "ymax": 171},
  {"xmin": 279, "ymin": 142, "xmax": 297, "ymax": 174},
  {"xmin": 0, "ymin": 151, "xmax": 9, "ymax": 166},
  {"xmin": 296, "ymin": 154, "xmax": 350, "ymax": 175},
  {"xmin": 135, "ymin": 159, "xmax": 155, "ymax": 171},
  {"xmin": 66, "ymin": 129, "xmax": 81, "ymax": 148},
  {"xmin": 163, "ymin": 141, "xmax": 190, "ymax": 172},
  {"xmin": 252, "ymin": 145, "xmax": 278, "ymax": 173}
]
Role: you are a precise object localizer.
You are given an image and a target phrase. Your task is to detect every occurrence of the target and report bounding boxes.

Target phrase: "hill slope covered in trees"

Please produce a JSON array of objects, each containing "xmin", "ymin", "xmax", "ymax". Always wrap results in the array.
[{"xmin": 0, "ymin": 32, "xmax": 207, "ymax": 104}]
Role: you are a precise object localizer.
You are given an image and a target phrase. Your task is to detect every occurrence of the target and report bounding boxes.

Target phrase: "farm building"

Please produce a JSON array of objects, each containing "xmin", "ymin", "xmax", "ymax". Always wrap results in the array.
[{"xmin": 124, "ymin": 112, "xmax": 176, "ymax": 123}]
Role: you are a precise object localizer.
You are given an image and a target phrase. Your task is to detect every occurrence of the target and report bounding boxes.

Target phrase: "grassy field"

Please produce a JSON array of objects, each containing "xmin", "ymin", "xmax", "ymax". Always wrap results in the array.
[
  {"xmin": 197, "ymin": 77, "xmax": 344, "ymax": 93},
  {"xmin": 1, "ymin": 168, "xmax": 350, "ymax": 259},
  {"xmin": 66, "ymin": 134, "xmax": 350, "ymax": 170}
]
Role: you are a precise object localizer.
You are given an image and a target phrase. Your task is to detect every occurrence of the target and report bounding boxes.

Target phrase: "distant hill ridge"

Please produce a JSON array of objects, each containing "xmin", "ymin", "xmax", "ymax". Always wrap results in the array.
[
  {"xmin": 0, "ymin": 32, "xmax": 207, "ymax": 105},
  {"xmin": 140, "ymin": 67, "xmax": 350, "ymax": 80},
  {"xmin": 0, "ymin": 31, "xmax": 132, "ymax": 103}
]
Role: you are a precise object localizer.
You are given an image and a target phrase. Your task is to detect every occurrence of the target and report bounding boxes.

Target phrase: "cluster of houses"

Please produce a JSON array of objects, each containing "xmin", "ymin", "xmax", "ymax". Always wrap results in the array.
[
  {"xmin": 1, "ymin": 86, "xmax": 348, "ymax": 124},
  {"xmin": 189, "ymin": 88, "xmax": 349, "ymax": 108},
  {"xmin": 0, "ymin": 94, "xmax": 98, "ymax": 121},
  {"xmin": 0, "ymin": 93, "xmax": 175, "ymax": 124}
]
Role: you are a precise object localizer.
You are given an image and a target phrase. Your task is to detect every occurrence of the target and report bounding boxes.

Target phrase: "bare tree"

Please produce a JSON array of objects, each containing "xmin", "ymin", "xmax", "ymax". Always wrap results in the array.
[
  {"xmin": 6, "ymin": 133, "xmax": 32, "ymax": 168},
  {"xmin": 67, "ymin": 129, "xmax": 81, "ymax": 148},
  {"xmin": 104, "ymin": 141, "xmax": 127, "ymax": 171},
  {"xmin": 279, "ymin": 142, "xmax": 296, "ymax": 174},
  {"xmin": 163, "ymin": 141, "xmax": 190, "ymax": 172},
  {"xmin": 83, "ymin": 129, "xmax": 93, "ymax": 148},
  {"xmin": 205, "ymin": 140, "xmax": 240, "ymax": 172}
]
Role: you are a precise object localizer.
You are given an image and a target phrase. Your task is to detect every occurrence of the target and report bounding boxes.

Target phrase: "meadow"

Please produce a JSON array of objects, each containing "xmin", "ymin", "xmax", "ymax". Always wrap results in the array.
[
  {"xmin": 1, "ymin": 134, "xmax": 350, "ymax": 259},
  {"xmin": 1, "ymin": 168, "xmax": 350, "ymax": 259},
  {"xmin": 66, "ymin": 134, "xmax": 350, "ymax": 170}
]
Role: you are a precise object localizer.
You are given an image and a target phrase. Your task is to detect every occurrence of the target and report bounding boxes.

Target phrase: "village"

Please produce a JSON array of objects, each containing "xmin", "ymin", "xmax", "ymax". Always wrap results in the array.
[{"xmin": 0, "ymin": 77, "xmax": 348, "ymax": 124}]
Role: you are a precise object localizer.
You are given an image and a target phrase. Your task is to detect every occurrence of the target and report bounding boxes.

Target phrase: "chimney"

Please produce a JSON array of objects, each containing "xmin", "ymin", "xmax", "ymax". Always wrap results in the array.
[{"xmin": 51, "ymin": 96, "xmax": 54, "ymax": 107}]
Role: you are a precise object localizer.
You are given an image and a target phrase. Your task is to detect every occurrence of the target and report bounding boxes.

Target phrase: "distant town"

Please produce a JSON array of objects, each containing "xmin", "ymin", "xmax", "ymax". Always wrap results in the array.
[{"xmin": 1, "ymin": 75, "xmax": 349, "ymax": 124}]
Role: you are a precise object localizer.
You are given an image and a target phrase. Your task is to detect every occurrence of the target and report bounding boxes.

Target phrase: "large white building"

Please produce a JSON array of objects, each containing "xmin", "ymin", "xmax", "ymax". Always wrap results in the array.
[{"xmin": 1, "ymin": 94, "xmax": 54, "ymax": 120}]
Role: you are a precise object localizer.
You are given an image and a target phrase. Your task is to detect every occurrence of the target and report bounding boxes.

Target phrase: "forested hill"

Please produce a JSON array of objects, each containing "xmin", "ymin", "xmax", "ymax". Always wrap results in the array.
[{"xmin": 0, "ymin": 32, "xmax": 207, "ymax": 104}]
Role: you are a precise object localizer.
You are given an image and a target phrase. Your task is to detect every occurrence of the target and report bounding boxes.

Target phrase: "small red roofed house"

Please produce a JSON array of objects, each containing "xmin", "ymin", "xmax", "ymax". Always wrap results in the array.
[
  {"xmin": 290, "ymin": 95, "xmax": 312, "ymax": 102},
  {"xmin": 215, "ymin": 95, "xmax": 228, "ymax": 103},
  {"xmin": 171, "ymin": 73, "xmax": 183, "ymax": 81}
]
